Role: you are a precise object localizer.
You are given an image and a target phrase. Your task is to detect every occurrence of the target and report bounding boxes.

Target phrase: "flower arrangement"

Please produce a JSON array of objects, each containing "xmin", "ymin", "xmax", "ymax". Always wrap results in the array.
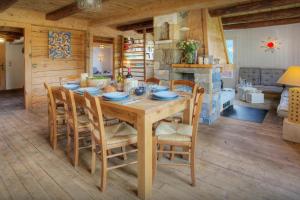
[{"xmin": 177, "ymin": 40, "xmax": 201, "ymax": 64}]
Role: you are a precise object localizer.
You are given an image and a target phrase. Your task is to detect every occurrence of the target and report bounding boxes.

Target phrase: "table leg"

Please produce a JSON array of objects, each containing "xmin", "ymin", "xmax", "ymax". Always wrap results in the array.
[
  {"xmin": 183, "ymin": 99, "xmax": 193, "ymax": 125},
  {"xmin": 137, "ymin": 115, "xmax": 152, "ymax": 200}
]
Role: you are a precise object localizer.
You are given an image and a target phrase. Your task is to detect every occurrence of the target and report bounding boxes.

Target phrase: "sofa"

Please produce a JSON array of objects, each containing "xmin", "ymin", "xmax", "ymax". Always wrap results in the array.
[
  {"xmin": 238, "ymin": 67, "xmax": 288, "ymax": 117},
  {"xmin": 238, "ymin": 67, "xmax": 285, "ymax": 94},
  {"xmin": 277, "ymin": 88, "xmax": 289, "ymax": 117}
]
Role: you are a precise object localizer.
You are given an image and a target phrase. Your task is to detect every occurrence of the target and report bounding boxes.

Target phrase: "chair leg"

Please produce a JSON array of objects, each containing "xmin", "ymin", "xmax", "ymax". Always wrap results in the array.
[
  {"xmin": 152, "ymin": 137, "xmax": 157, "ymax": 182},
  {"xmin": 73, "ymin": 130, "xmax": 79, "ymax": 167},
  {"xmin": 190, "ymin": 147, "xmax": 196, "ymax": 186},
  {"xmin": 170, "ymin": 145, "xmax": 175, "ymax": 160},
  {"xmin": 49, "ymin": 122, "xmax": 53, "ymax": 145},
  {"xmin": 121, "ymin": 146, "xmax": 127, "ymax": 160},
  {"xmin": 52, "ymin": 123, "xmax": 58, "ymax": 150},
  {"xmin": 181, "ymin": 146, "xmax": 190, "ymax": 161},
  {"xmin": 100, "ymin": 152, "xmax": 107, "ymax": 191},
  {"xmin": 66, "ymin": 124, "xmax": 71, "ymax": 162},
  {"xmin": 91, "ymin": 138, "xmax": 96, "ymax": 174}
]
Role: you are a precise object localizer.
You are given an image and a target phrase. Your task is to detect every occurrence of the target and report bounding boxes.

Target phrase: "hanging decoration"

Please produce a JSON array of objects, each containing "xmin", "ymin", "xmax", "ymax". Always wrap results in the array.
[
  {"xmin": 261, "ymin": 37, "xmax": 281, "ymax": 53},
  {"xmin": 48, "ymin": 31, "xmax": 71, "ymax": 59}
]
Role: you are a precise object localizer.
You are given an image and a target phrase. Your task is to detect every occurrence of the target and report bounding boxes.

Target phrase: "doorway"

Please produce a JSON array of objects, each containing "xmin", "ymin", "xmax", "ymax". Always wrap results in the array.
[
  {"xmin": 92, "ymin": 36, "xmax": 115, "ymax": 79},
  {"xmin": 0, "ymin": 26, "xmax": 25, "ymax": 110}
]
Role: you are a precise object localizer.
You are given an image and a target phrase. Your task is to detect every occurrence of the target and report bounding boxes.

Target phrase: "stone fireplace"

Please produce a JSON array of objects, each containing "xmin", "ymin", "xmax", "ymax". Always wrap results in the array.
[
  {"xmin": 153, "ymin": 9, "xmax": 229, "ymax": 124},
  {"xmin": 171, "ymin": 66, "xmax": 222, "ymax": 124}
]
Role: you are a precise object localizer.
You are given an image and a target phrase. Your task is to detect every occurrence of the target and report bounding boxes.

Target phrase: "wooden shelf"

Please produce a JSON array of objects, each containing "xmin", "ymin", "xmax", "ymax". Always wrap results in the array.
[{"xmin": 171, "ymin": 64, "xmax": 213, "ymax": 68}]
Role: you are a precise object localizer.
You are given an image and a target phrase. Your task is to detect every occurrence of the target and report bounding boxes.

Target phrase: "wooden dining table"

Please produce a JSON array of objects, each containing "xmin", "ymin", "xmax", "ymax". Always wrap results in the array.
[{"xmin": 69, "ymin": 90, "xmax": 194, "ymax": 200}]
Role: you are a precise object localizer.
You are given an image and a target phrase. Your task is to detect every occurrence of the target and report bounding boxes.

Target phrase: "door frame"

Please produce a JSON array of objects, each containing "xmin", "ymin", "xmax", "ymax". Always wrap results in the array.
[
  {"xmin": 0, "ymin": 43, "xmax": 6, "ymax": 90},
  {"xmin": 93, "ymin": 36, "xmax": 115, "ymax": 79},
  {"xmin": 0, "ymin": 20, "xmax": 32, "ymax": 110}
]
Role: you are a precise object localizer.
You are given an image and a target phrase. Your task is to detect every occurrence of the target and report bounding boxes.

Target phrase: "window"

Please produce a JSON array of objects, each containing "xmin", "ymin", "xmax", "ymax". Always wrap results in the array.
[{"xmin": 226, "ymin": 39, "xmax": 234, "ymax": 64}]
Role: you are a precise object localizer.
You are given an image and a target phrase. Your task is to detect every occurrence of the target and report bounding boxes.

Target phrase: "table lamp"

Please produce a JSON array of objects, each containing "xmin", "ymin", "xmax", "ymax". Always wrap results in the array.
[
  {"xmin": 277, "ymin": 66, "xmax": 300, "ymax": 87},
  {"xmin": 277, "ymin": 66, "xmax": 300, "ymax": 143}
]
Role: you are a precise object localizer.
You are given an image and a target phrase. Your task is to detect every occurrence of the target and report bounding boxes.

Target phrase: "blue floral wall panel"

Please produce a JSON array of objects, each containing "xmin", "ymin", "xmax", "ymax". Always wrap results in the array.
[{"xmin": 48, "ymin": 31, "xmax": 71, "ymax": 59}]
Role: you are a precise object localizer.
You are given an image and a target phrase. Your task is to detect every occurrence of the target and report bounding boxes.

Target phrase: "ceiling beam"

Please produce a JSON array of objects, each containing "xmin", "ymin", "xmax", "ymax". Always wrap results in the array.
[
  {"xmin": 90, "ymin": 0, "xmax": 248, "ymax": 27},
  {"xmin": 46, "ymin": 2, "xmax": 81, "ymax": 21},
  {"xmin": 222, "ymin": 7, "xmax": 300, "ymax": 25},
  {"xmin": 209, "ymin": 0, "xmax": 300, "ymax": 17},
  {"xmin": 116, "ymin": 20, "xmax": 153, "ymax": 31},
  {"xmin": 136, "ymin": 28, "xmax": 153, "ymax": 34},
  {"xmin": 223, "ymin": 16, "xmax": 300, "ymax": 29},
  {"xmin": 0, "ymin": 0, "xmax": 18, "ymax": 12}
]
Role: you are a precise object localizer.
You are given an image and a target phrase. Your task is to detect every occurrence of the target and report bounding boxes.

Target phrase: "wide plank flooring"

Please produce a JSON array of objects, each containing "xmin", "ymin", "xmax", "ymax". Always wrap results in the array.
[{"xmin": 1, "ymin": 90, "xmax": 300, "ymax": 200}]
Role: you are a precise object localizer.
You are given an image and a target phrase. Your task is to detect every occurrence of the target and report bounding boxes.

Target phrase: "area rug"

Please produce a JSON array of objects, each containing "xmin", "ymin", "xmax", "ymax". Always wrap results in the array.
[{"xmin": 221, "ymin": 105, "xmax": 268, "ymax": 123}]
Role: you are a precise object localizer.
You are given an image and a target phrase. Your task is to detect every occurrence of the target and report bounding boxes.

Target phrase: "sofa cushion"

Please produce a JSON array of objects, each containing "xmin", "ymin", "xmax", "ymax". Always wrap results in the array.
[
  {"xmin": 239, "ymin": 68, "xmax": 261, "ymax": 85},
  {"xmin": 254, "ymin": 85, "xmax": 283, "ymax": 94},
  {"xmin": 261, "ymin": 69, "xmax": 285, "ymax": 86}
]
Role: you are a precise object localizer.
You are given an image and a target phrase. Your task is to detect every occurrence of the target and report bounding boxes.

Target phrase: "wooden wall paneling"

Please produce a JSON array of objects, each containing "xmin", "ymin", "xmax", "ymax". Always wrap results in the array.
[
  {"xmin": 86, "ymin": 31, "xmax": 93, "ymax": 75},
  {"xmin": 30, "ymin": 25, "xmax": 86, "ymax": 110}
]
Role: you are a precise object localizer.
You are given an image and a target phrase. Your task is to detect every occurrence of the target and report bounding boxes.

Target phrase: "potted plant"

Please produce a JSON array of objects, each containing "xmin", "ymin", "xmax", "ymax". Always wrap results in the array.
[{"xmin": 177, "ymin": 40, "xmax": 201, "ymax": 64}]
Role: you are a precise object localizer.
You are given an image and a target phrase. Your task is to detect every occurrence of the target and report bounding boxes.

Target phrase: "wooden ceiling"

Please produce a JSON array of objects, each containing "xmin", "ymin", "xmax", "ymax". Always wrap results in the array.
[
  {"xmin": 1, "ymin": 0, "xmax": 300, "ymax": 30},
  {"xmin": 5, "ymin": 0, "xmax": 248, "ymax": 26},
  {"xmin": 208, "ymin": 0, "xmax": 300, "ymax": 29}
]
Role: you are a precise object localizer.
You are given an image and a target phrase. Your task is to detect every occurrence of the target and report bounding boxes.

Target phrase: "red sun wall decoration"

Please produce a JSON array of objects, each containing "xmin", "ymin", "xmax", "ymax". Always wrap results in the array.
[{"xmin": 261, "ymin": 37, "xmax": 281, "ymax": 53}]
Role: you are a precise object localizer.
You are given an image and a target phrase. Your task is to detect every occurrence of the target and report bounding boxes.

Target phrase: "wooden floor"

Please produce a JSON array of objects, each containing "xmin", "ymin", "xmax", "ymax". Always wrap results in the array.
[{"xmin": 1, "ymin": 91, "xmax": 300, "ymax": 200}]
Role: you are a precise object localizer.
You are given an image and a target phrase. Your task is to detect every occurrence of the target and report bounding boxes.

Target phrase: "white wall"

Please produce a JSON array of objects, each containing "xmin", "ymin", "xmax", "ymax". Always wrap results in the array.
[
  {"xmin": 224, "ymin": 23, "xmax": 300, "ymax": 88},
  {"xmin": 92, "ymin": 45, "xmax": 113, "ymax": 73},
  {"xmin": 5, "ymin": 43, "xmax": 25, "ymax": 90}
]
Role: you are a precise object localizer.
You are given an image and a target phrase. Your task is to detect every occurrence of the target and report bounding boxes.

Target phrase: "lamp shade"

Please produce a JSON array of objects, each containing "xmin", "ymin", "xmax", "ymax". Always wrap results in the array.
[{"xmin": 277, "ymin": 66, "xmax": 300, "ymax": 87}]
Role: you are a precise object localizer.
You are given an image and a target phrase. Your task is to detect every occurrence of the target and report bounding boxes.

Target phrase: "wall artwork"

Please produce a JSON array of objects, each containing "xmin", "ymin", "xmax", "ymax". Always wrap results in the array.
[
  {"xmin": 48, "ymin": 31, "xmax": 71, "ymax": 59},
  {"xmin": 261, "ymin": 37, "xmax": 281, "ymax": 53}
]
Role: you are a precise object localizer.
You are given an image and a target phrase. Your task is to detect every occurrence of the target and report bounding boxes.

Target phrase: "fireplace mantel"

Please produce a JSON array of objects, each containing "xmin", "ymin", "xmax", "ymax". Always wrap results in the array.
[{"xmin": 172, "ymin": 64, "xmax": 213, "ymax": 68}]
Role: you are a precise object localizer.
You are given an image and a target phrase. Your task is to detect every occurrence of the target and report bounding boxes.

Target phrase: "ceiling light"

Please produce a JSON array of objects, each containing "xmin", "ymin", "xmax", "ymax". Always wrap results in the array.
[
  {"xmin": 77, "ymin": 0, "xmax": 102, "ymax": 10},
  {"xmin": 99, "ymin": 44, "xmax": 105, "ymax": 48},
  {"xmin": 0, "ymin": 38, "xmax": 5, "ymax": 43}
]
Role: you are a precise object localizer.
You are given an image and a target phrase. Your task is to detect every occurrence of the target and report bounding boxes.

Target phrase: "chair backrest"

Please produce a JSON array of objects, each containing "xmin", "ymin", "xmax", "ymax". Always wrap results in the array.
[
  {"xmin": 191, "ymin": 87, "xmax": 205, "ymax": 146},
  {"xmin": 146, "ymin": 77, "xmax": 161, "ymax": 85},
  {"xmin": 60, "ymin": 88, "xmax": 79, "ymax": 129},
  {"xmin": 170, "ymin": 80, "xmax": 197, "ymax": 97},
  {"xmin": 84, "ymin": 92, "xmax": 107, "ymax": 149}
]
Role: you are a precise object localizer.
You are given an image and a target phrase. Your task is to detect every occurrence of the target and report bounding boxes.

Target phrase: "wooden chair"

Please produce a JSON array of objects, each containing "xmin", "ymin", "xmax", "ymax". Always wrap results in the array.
[
  {"xmin": 84, "ymin": 92, "xmax": 138, "ymax": 191},
  {"xmin": 171, "ymin": 80, "xmax": 197, "ymax": 98},
  {"xmin": 44, "ymin": 83, "xmax": 66, "ymax": 150},
  {"xmin": 60, "ymin": 88, "xmax": 91, "ymax": 167},
  {"xmin": 164, "ymin": 80, "xmax": 197, "ymax": 160},
  {"xmin": 146, "ymin": 77, "xmax": 161, "ymax": 85},
  {"xmin": 153, "ymin": 86, "xmax": 205, "ymax": 186}
]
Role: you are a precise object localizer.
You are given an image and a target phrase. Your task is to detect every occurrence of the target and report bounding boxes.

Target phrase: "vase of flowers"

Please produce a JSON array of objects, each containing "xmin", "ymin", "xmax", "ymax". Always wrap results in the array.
[{"xmin": 177, "ymin": 40, "xmax": 201, "ymax": 64}]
